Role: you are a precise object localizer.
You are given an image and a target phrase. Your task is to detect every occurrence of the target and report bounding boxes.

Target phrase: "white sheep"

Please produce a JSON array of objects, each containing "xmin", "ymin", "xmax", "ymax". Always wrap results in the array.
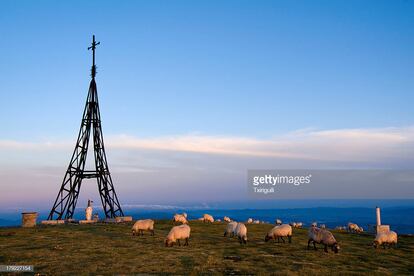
[
  {"xmin": 335, "ymin": 226, "xmax": 346, "ymax": 231},
  {"xmin": 253, "ymin": 220, "xmax": 260, "ymax": 224},
  {"xmin": 348, "ymin": 222, "xmax": 363, "ymax": 233},
  {"xmin": 165, "ymin": 224, "xmax": 191, "ymax": 247},
  {"xmin": 173, "ymin": 214, "xmax": 188, "ymax": 224},
  {"xmin": 265, "ymin": 224, "xmax": 292, "ymax": 243},
  {"xmin": 85, "ymin": 199, "xmax": 93, "ymax": 221},
  {"xmin": 224, "ymin": 216, "xmax": 232, "ymax": 222},
  {"xmin": 216, "ymin": 219, "xmax": 221, "ymax": 222},
  {"xmin": 275, "ymin": 219, "xmax": 282, "ymax": 225},
  {"xmin": 224, "ymin": 221, "xmax": 238, "ymax": 237},
  {"xmin": 132, "ymin": 219, "xmax": 155, "ymax": 236},
  {"xmin": 308, "ymin": 226, "xmax": 340, "ymax": 253},
  {"xmin": 311, "ymin": 222, "xmax": 317, "ymax": 227},
  {"xmin": 247, "ymin": 218, "xmax": 253, "ymax": 224},
  {"xmin": 289, "ymin": 222, "xmax": 303, "ymax": 228},
  {"xmin": 374, "ymin": 231, "xmax": 398, "ymax": 249},
  {"xmin": 235, "ymin": 222, "xmax": 248, "ymax": 244},
  {"xmin": 320, "ymin": 224, "xmax": 326, "ymax": 229},
  {"xmin": 202, "ymin": 214, "xmax": 214, "ymax": 223}
]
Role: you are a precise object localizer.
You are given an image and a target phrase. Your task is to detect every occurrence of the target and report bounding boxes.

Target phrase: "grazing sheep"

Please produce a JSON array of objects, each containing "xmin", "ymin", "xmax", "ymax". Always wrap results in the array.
[
  {"xmin": 275, "ymin": 219, "xmax": 282, "ymax": 225},
  {"xmin": 265, "ymin": 224, "xmax": 292, "ymax": 243},
  {"xmin": 373, "ymin": 231, "xmax": 398, "ymax": 249},
  {"xmin": 224, "ymin": 221, "xmax": 238, "ymax": 237},
  {"xmin": 165, "ymin": 224, "xmax": 191, "ymax": 247},
  {"xmin": 289, "ymin": 222, "xmax": 303, "ymax": 228},
  {"xmin": 320, "ymin": 224, "xmax": 326, "ymax": 229},
  {"xmin": 85, "ymin": 199, "xmax": 93, "ymax": 221},
  {"xmin": 224, "ymin": 216, "xmax": 232, "ymax": 222},
  {"xmin": 253, "ymin": 220, "xmax": 260, "ymax": 224},
  {"xmin": 247, "ymin": 218, "xmax": 253, "ymax": 224},
  {"xmin": 216, "ymin": 219, "xmax": 221, "ymax": 222},
  {"xmin": 173, "ymin": 214, "xmax": 188, "ymax": 224},
  {"xmin": 202, "ymin": 214, "xmax": 214, "ymax": 223},
  {"xmin": 335, "ymin": 226, "xmax": 346, "ymax": 231},
  {"xmin": 308, "ymin": 226, "xmax": 340, "ymax": 253},
  {"xmin": 235, "ymin": 223, "xmax": 248, "ymax": 244},
  {"xmin": 132, "ymin": 219, "xmax": 155, "ymax": 236},
  {"xmin": 348, "ymin": 222, "xmax": 363, "ymax": 233}
]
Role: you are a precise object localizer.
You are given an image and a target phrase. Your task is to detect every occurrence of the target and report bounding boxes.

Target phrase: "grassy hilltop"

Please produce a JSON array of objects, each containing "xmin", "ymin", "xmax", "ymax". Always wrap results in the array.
[{"xmin": 0, "ymin": 220, "xmax": 413, "ymax": 275}]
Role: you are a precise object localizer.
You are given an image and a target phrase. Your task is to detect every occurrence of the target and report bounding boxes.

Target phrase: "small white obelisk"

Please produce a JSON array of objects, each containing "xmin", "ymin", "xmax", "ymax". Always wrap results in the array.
[
  {"xmin": 376, "ymin": 206, "xmax": 381, "ymax": 226},
  {"xmin": 375, "ymin": 206, "xmax": 389, "ymax": 234}
]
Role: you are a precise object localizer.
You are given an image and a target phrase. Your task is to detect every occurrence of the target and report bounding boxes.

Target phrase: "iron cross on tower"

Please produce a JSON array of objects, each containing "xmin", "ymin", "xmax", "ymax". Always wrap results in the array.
[
  {"xmin": 88, "ymin": 35, "xmax": 100, "ymax": 78},
  {"xmin": 48, "ymin": 35, "xmax": 124, "ymax": 220}
]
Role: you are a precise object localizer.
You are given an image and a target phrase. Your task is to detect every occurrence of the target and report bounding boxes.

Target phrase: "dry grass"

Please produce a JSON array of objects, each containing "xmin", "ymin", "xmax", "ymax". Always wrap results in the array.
[{"xmin": 1, "ymin": 220, "xmax": 413, "ymax": 275}]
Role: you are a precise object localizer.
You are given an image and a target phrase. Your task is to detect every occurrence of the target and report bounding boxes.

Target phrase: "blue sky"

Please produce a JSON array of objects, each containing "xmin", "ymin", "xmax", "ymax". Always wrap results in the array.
[{"xmin": 0, "ymin": 1, "xmax": 413, "ymax": 209}]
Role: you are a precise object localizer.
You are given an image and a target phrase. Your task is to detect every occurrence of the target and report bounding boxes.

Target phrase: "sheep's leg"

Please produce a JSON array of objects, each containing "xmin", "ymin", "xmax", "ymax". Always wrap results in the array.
[
  {"xmin": 185, "ymin": 238, "xmax": 189, "ymax": 246},
  {"xmin": 307, "ymin": 239, "xmax": 312, "ymax": 249},
  {"xmin": 177, "ymin": 239, "xmax": 181, "ymax": 246},
  {"xmin": 151, "ymin": 230, "xmax": 154, "ymax": 236},
  {"xmin": 313, "ymin": 241, "xmax": 317, "ymax": 250},
  {"xmin": 224, "ymin": 232, "xmax": 227, "ymax": 237},
  {"xmin": 238, "ymin": 237, "xmax": 242, "ymax": 244},
  {"xmin": 280, "ymin": 237, "xmax": 285, "ymax": 243},
  {"xmin": 324, "ymin": 244, "xmax": 328, "ymax": 253},
  {"xmin": 288, "ymin": 235, "xmax": 292, "ymax": 243}
]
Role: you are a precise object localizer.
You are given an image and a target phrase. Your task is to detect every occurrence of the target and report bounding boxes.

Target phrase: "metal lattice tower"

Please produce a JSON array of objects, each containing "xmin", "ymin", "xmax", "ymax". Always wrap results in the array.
[{"xmin": 48, "ymin": 35, "xmax": 124, "ymax": 220}]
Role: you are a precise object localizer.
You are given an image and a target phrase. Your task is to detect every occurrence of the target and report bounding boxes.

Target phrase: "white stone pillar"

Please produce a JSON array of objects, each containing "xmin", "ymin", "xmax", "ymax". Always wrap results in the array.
[{"xmin": 376, "ymin": 206, "xmax": 381, "ymax": 226}]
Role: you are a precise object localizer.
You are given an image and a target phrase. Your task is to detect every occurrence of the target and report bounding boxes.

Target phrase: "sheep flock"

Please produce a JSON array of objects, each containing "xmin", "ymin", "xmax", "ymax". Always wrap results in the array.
[{"xmin": 128, "ymin": 213, "xmax": 399, "ymax": 252}]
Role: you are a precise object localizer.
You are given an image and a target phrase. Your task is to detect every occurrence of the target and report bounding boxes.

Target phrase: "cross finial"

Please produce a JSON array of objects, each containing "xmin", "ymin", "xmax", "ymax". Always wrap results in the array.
[{"xmin": 88, "ymin": 35, "xmax": 100, "ymax": 78}]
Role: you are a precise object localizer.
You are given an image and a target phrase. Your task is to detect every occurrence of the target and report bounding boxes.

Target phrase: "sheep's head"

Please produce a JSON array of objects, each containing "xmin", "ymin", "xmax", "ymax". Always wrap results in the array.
[
  {"xmin": 264, "ymin": 234, "xmax": 271, "ymax": 242},
  {"xmin": 165, "ymin": 238, "xmax": 173, "ymax": 247},
  {"xmin": 373, "ymin": 240, "xmax": 379, "ymax": 248},
  {"xmin": 243, "ymin": 236, "xmax": 248, "ymax": 244},
  {"xmin": 333, "ymin": 243, "xmax": 340, "ymax": 253}
]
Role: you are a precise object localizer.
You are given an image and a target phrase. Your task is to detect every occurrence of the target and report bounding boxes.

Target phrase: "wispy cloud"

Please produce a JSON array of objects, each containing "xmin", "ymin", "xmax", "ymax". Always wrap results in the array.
[
  {"xmin": 1, "ymin": 126, "xmax": 414, "ymax": 162},
  {"xmin": 1, "ymin": 126, "xmax": 413, "ymax": 208}
]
